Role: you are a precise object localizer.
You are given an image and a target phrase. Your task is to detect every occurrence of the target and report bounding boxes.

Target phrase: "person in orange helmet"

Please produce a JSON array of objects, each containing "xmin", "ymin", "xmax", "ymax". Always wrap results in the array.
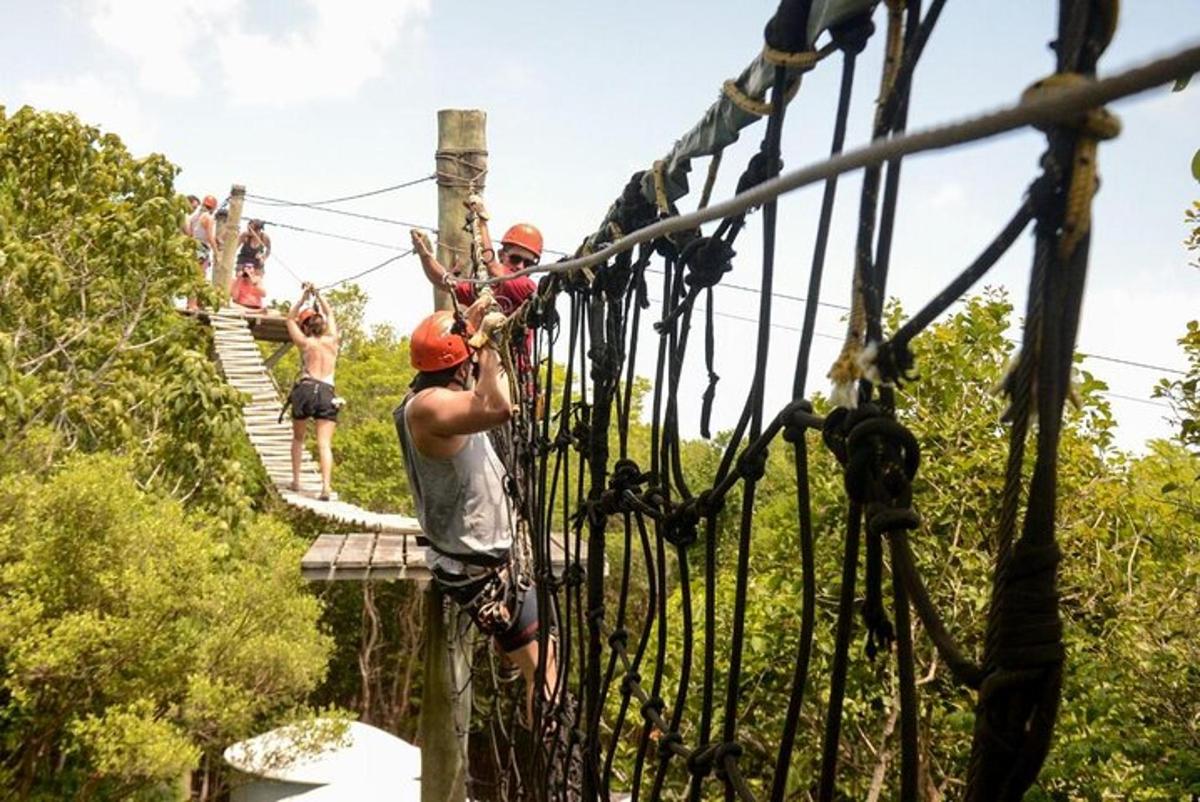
[
  {"xmin": 393, "ymin": 307, "xmax": 556, "ymax": 721},
  {"xmin": 409, "ymin": 195, "xmax": 539, "ymax": 315}
]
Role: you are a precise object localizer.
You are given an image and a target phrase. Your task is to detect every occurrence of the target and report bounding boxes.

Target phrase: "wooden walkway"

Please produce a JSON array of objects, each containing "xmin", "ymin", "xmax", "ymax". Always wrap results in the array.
[{"xmin": 208, "ymin": 309, "xmax": 422, "ymax": 536}]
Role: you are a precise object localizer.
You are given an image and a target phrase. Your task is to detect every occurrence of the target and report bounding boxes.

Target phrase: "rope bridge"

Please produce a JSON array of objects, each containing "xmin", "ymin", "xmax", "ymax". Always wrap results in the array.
[{"xmin": 455, "ymin": 1, "xmax": 1200, "ymax": 800}]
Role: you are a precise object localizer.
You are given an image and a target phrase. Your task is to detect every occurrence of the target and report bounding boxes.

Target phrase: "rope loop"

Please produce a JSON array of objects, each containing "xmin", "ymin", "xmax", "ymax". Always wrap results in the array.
[
  {"xmin": 762, "ymin": 44, "xmax": 825, "ymax": 71},
  {"xmin": 722, "ymin": 76, "xmax": 801, "ymax": 117}
]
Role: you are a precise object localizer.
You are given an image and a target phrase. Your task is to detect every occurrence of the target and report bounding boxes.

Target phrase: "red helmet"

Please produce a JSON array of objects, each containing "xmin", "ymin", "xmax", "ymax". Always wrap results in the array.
[
  {"xmin": 410, "ymin": 311, "xmax": 471, "ymax": 372},
  {"xmin": 203, "ymin": 195, "xmax": 218, "ymax": 210},
  {"xmin": 500, "ymin": 223, "xmax": 543, "ymax": 260},
  {"xmin": 297, "ymin": 308, "xmax": 316, "ymax": 325}
]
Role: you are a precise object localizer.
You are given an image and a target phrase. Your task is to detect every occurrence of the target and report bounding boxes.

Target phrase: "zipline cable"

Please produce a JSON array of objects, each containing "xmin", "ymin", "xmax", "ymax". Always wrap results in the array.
[{"xmin": 246, "ymin": 175, "xmax": 437, "ymax": 208}]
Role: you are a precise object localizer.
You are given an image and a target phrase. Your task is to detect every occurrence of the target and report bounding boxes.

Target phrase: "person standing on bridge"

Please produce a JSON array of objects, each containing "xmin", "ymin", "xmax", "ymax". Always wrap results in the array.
[
  {"xmin": 185, "ymin": 194, "xmax": 220, "ymax": 310},
  {"xmin": 394, "ymin": 306, "xmax": 555, "ymax": 721},
  {"xmin": 286, "ymin": 283, "xmax": 340, "ymax": 501}
]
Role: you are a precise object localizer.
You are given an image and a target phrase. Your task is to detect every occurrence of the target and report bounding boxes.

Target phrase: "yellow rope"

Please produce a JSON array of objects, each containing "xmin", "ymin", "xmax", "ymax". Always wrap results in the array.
[
  {"xmin": 827, "ymin": 1, "xmax": 907, "ymax": 405},
  {"xmin": 761, "ymin": 45, "xmax": 826, "ymax": 71},
  {"xmin": 652, "ymin": 160, "xmax": 672, "ymax": 218},
  {"xmin": 721, "ymin": 77, "xmax": 801, "ymax": 117},
  {"xmin": 1022, "ymin": 72, "xmax": 1121, "ymax": 260}
]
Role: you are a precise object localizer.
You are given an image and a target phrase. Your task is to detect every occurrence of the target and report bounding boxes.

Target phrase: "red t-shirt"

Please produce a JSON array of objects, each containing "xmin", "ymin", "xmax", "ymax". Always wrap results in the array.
[
  {"xmin": 231, "ymin": 276, "xmax": 265, "ymax": 309},
  {"xmin": 454, "ymin": 265, "xmax": 535, "ymax": 313}
]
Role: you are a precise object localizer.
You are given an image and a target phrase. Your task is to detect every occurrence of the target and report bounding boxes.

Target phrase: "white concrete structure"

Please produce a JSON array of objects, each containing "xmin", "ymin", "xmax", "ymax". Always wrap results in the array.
[{"xmin": 224, "ymin": 719, "xmax": 421, "ymax": 801}]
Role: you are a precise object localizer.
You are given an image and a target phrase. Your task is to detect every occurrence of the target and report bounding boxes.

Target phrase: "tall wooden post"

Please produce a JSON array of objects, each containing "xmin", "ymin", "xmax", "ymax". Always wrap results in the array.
[
  {"xmin": 433, "ymin": 110, "xmax": 488, "ymax": 310},
  {"xmin": 419, "ymin": 109, "xmax": 487, "ymax": 802},
  {"xmin": 214, "ymin": 184, "xmax": 245, "ymax": 294}
]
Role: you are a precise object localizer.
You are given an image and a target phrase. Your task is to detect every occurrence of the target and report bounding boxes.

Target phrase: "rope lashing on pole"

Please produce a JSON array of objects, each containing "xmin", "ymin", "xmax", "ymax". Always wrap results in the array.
[{"xmin": 403, "ymin": 2, "xmax": 1193, "ymax": 800}]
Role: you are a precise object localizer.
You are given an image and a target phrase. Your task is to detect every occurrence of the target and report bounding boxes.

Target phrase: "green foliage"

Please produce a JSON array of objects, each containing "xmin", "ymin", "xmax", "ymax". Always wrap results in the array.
[
  {"xmin": 0, "ymin": 453, "xmax": 331, "ymax": 799},
  {"xmin": 0, "ymin": 106, "xmax": 249, "ymax": 522},
  {"xmin": 1155, "ymin": 320, "xmax": 1200, "ymax": 452}
]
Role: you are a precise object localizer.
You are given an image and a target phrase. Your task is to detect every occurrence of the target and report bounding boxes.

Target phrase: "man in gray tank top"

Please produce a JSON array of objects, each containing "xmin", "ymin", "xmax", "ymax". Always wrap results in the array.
[{"xmin": 394, "ymin": 307, "xmax": 555, "ymax": 720}]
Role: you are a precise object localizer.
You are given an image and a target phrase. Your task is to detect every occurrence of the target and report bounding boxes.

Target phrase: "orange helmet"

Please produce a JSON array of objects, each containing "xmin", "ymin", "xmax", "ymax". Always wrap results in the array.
[
  {"xmin": 297, "ymin": 308, "xmax": 316, "ymax": 325},
  {"xmin": 410, "ymin": 311, "xmax": 471, "ymax": 372},
  {"xmin": 500, "ymin": 223, "xmax": 543, "ymax": 260},
  {"xmin": 203, "ymin": 195, "xmax": 218, "ymax": 210}
]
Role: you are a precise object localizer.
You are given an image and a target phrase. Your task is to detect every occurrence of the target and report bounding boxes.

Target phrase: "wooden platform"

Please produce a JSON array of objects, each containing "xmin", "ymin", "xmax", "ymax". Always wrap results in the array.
[
  {"xmin": 181, "ymin": 307, "xmax": 293, "ymax": 343},
  {"xmin": 301, "ymin": 532, "xmax": 579, "ymax": 582}
]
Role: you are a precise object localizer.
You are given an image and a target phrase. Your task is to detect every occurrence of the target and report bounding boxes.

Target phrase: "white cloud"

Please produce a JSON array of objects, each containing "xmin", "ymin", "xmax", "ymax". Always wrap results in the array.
[
  {"xmin": 84, "ymin": 0, "xmax": 237, "ymax": 96},
  {"xmin": 79, "ymin": 0, "xmax": 429, "ymax": 105},
  {"xmin": 16, "ymin": 74, "xmax": 158, "ymax": 152}
]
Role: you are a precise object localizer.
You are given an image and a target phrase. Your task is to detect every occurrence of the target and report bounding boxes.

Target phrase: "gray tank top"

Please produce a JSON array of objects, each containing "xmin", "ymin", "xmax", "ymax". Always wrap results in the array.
[{"xmin": 395, "ymin": 396, "xmax": 513, "ymax": 570}]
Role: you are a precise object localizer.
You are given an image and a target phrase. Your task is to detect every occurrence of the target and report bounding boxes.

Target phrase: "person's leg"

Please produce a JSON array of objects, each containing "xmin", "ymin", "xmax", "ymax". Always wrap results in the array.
[
  {"xmin": 315, "ymin": 418, "xmax": 335, "ymax": 499},
  {"xmin": 291, "ymin": 418, "xmax": 307, "ymax": 491}
]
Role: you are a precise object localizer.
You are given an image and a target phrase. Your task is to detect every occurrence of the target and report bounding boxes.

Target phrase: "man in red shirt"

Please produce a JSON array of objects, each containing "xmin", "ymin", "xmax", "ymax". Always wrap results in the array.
[{"xmin": 409, "ymin": 197, "xmax": 540, "ymax": 316}]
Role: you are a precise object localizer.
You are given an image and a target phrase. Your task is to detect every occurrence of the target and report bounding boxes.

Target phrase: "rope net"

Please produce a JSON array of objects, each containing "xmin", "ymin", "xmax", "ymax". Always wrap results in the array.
[{"xmin": 455, "ymin": 0, "xmax": 1147, "ymax": 799}]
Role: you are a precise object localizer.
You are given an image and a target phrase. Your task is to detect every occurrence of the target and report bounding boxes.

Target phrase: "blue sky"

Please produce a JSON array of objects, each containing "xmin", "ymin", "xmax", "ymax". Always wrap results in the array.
[{"xmin": 4, "ymin": 1, "xmax": 1198, "ymax": 450}]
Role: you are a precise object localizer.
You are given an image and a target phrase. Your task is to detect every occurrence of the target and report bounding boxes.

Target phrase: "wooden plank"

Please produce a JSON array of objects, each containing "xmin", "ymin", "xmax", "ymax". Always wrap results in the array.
[
  {"xmin": 335, "ymin": 533, "xmax": 377, "ymax": 569},
  {"xmin": 300, "ymin": 534, "xmax": 345, "ymax": 570}
]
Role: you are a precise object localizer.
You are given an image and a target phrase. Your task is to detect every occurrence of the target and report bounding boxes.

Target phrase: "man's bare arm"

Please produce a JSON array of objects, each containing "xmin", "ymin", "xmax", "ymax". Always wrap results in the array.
[
  {"xmin": 286, "ymin": 285, "xmax": 312, "ymax": 347},
  {"xmin": 419, "ymin": 347, "xmax": 511, "ymax": 436},
  {"xmin": 315, "ymin": 291, "xmax": 338, "ymax": 341},
  {"xmin": 411, "ymin": 229, "xmax": 456, "ymax": 290}
]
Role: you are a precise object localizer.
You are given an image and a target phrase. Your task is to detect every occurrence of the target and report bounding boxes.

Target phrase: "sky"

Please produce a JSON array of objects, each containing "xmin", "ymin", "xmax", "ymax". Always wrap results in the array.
[{"xmin": 3, "ymin": 1, "xmax": 1198, "ymax": 452}]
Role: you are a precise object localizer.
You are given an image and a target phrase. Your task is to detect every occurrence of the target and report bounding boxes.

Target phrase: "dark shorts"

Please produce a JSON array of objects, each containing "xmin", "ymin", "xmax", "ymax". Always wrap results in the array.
[
  {"xmin": 289, "ymin": 379, "xmax": 339, "ymax": 421},
  {"xmin": 432, "ymin": 561, "xmax": 539, "ymax": 653}
]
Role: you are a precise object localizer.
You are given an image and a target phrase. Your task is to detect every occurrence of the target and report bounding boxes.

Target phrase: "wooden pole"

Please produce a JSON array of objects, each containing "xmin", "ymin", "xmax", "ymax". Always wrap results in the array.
[
  {"xmin": 214, "ymin": 184, "xmax": 245, "ymax": 294},
  {"xmin": 433, "ymin": 110, "xmax": 488, "ymax": 310},
  {"xmin": 419, "ymin": 109, "xmax": 487, "ymax": 802}
]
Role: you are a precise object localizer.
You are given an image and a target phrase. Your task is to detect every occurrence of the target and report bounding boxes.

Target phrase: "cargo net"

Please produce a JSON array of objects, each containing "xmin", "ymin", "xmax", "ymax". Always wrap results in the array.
[{"xmin": 460, "ymin": 0, "xmax": 1168, "ymax": 799}]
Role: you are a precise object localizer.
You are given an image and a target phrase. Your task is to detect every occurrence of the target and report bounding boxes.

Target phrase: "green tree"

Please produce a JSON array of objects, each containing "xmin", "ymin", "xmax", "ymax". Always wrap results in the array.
[
  {"xmin": 0, "ymin": 106, "xmax": 250, "ymax": 522},
  {"xmin": 0, "ymin": 451, "xmax": 331, "ymax": 800}
]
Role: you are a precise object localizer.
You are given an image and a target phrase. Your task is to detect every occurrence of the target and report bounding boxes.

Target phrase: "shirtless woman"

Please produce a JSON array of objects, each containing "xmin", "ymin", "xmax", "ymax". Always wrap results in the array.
[{"xmin": 285, "ymin": 283, "xmax": 340, "ymax": 500}]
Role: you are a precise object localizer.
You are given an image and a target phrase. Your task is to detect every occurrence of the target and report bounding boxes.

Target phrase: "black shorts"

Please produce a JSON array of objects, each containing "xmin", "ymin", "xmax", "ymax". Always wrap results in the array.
[
  {"xmin": 432, "ymin": 561, "xmax": 539, "ymax": 653},
  {"xmin": 289, "ymin": 379, "xmax": 339, "ymax": 421}
]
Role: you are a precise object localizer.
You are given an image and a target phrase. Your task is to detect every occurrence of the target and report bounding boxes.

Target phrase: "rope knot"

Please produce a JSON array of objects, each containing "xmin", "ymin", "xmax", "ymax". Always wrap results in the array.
[
  {"xmin": 842, "ymin": 404, "xmax": 920, "ymax": 504},
  {"xmin": 663, "ymin": 501, "xmax": 700, "ymax": 548},
  {"xmin": 620, "ymin": 672, "xmax": 642, "ymax": 698},
  {"xmin": 610, "ymin": 458, "xmax": 648, "ymax": 494},
  {"xmin": 712, "ymin": 742, "xmax": 744, "ymax": 782},
  {"xmin": 736, "ymin": 150, "xmax": 784, "ymax": 195},
  {"xmin": 640, "ymin": 696, "xmax": 666, "ymax": 722},
  {"xmin": 696, "ymin": 488, "xmax": 726, "ymax": 518},
  {"xmin": 737, "ymin": 447, "xmax": 769, "ymax": 482},
  {"xmin": 607, "ymin": 627, "xmax": 629, "ymax": 651},
  {"xmin": 781, "ymin": 398, "xmax": 820, "ymax": 443},
  {"xmin": 565, "ymin": 563, "xmax": 585, "ymax": 589},
  {"xmin": 680, "ymin": 236, "xmax": 735, "ymax": 291},
  {"xmin": 686, "ymin": 744, "xmax": 715, "ymax": 778}
]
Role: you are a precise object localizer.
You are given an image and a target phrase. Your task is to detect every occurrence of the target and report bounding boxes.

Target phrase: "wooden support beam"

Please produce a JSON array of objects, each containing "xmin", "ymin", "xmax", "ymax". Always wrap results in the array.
[{"xmin": 214, "ymin": 185, "xmax": 245, "ymax": 292}]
